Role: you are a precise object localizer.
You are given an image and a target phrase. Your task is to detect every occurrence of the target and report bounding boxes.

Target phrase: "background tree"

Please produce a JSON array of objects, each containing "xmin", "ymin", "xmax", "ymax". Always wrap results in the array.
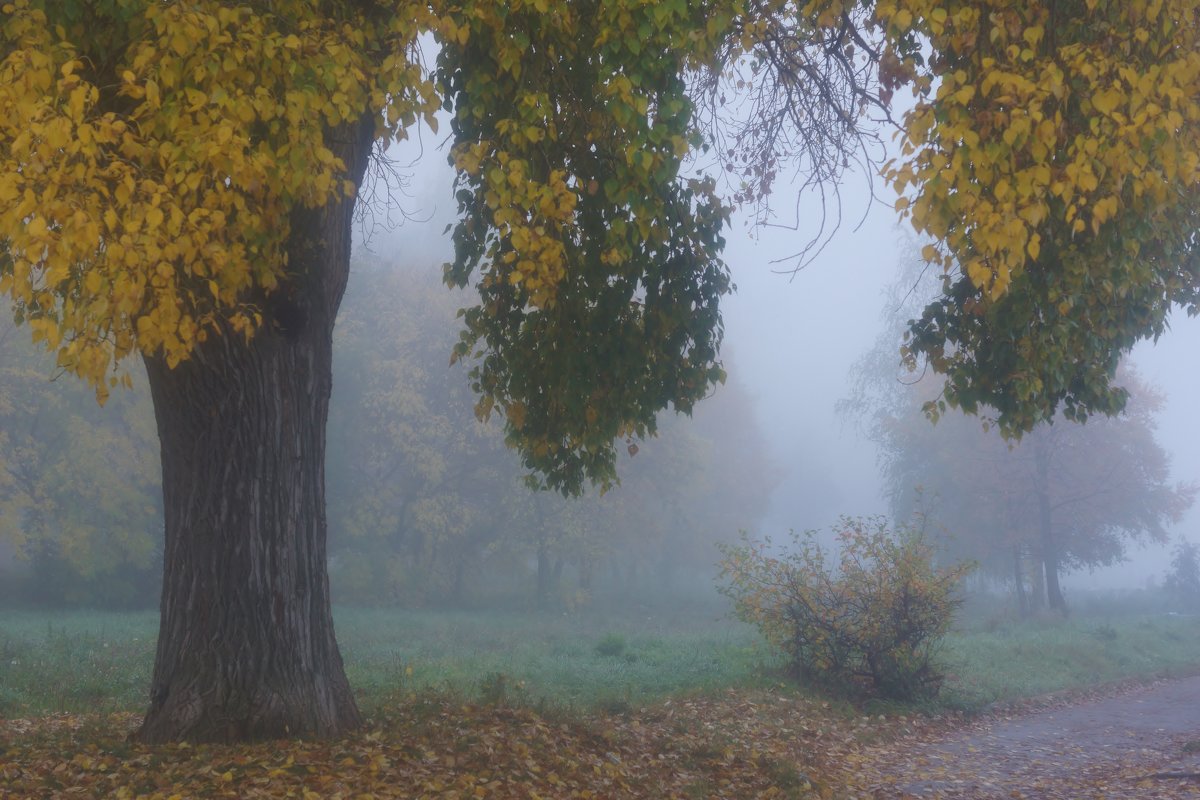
[
  {"xmin": 885, "ymin": 379, "xmax": 1193, "ymax": 615},
  {"xmin": 0, "ymin": 258, "xmax": 776, "ymax": 614},
  {"xmin": 0, "ymin": 314, "xmax": 161, "ymax": 607},
  {"xmin": 326, "ymin": 261, "xmax": 774, "ymax": 610},
  {"xmin": 1164, "ymin": 538, "xmax": 1200, "ymax": 611},
  {"xmin": 845, "ymin": 260, "xmax": 1196, "ymax": 615},
  {"xmin": 326, "ymin": 260, "xmax": 517, "ymax": 606}
]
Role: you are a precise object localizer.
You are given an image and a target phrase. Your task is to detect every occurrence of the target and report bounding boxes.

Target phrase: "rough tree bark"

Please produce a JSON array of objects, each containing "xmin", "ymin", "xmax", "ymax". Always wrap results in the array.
[{"xmin": 136, "ymin": 116, "xmax": 376, "ymax": 743}]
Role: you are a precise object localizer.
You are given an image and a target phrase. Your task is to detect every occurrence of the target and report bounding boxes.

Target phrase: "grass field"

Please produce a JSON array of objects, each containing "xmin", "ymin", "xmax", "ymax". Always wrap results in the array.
[{"xmin": 2, "ymin": 606, "xmax": 1200, "ymax": 719}]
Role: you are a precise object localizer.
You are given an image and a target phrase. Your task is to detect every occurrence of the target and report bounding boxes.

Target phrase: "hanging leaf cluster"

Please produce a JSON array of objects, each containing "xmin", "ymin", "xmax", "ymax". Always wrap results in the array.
[
  {"xmin": 879, "ymin": 0, "xmax": 1200, "ymax": 430},
  {"xmin": 437, "ymin": 0, "xmax": 739, "ymax": 493}
]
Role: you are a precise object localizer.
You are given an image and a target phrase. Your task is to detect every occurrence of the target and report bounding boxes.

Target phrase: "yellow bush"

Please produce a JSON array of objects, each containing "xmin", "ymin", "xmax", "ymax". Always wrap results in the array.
[{"xmin": 719, "ymin": 516, "xmax": 973, "ymax": 701}]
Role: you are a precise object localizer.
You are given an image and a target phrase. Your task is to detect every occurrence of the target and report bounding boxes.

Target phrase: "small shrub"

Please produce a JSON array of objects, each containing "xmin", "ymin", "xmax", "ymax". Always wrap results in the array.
[
  {"xmin": 475, "ymin": 671, "xmax": 523, "ymax": 705},
  {"xmin": 719, "ymin": 516, "xmax": 973, "ymax": 701},
  {"xmin": 594, "ymin": 633, "xmax": 627, "ymax": 658}
]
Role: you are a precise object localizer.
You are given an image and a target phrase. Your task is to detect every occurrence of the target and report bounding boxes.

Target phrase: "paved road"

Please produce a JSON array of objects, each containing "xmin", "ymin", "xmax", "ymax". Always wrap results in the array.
[{"xmin": 865, "ymin": 676, "xmax": 1200, "ymax": 799}]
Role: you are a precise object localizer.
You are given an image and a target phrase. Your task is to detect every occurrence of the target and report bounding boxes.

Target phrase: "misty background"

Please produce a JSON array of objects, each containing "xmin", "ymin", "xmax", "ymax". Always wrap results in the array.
[
  {"xmin": 1, "ymin": 123, "xmax": 1197, "ymax": 610},
  {"xmin": 374, "ymin": 129, "xmax": 1200, "ymax": 593}
]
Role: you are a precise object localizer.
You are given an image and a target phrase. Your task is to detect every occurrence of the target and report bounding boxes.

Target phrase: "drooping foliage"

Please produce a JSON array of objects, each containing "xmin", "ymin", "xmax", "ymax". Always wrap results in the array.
[
  {"xmin": 0, "ymin": 0, "xmax": 437, "ymax": 390},
  {"xmin": 438, "ymin": 1, "xmax": 742, "ymax": 493},
  {"xmin": 880, "ymin": 0, "xmax": 1200, "ymax": 431},
  {"xmin": 7, "ymin": 0, "xmax": 1196, "ymax": 486}
]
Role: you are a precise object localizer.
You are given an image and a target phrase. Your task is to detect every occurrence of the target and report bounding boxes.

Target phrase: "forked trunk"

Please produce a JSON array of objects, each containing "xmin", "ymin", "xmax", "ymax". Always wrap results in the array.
[{"xmin": 136, "ymin": 117, "xmax": 375, "ymax": 743}]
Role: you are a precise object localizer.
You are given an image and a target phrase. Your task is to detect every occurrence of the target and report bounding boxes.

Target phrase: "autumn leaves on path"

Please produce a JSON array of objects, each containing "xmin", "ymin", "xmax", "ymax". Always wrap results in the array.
[
  {"xmin": 3, "ymin": 679, "xmax": 1200, "ymax": 798},
  {"xmin": 853, "ymin": 675, "xmax": 1200, "ymax": 799}
]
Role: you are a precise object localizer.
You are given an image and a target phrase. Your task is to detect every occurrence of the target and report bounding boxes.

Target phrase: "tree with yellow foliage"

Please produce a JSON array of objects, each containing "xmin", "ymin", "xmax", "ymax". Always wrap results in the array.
[
  {"xmin": 0, "ymin": 0, "xmax": 792, "ymax": 742},
  {"xmin": 882, "ymin": 0, "xmax": 1200, "ymax": 431},
  {"xmin": 2, "ymin": 0, "xmax": 1197, "ymax": 743}
]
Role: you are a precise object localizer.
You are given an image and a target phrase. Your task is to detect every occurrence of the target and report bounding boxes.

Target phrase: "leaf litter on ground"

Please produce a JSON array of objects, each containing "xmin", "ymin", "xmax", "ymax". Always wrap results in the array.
[
  {"xmin": 0, "ymin": 689, "xmax": 949, "ymax": 799},
  {"xmin": 3, "ymin": 680, "xmax": 1199, "ymax": 799}
]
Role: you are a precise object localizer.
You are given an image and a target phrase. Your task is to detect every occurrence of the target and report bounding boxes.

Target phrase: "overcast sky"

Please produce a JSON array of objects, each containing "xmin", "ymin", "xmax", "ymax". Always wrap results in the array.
[{"xmin": 373, "ymin": 126, "xmax": 1200, "ymax": 590}]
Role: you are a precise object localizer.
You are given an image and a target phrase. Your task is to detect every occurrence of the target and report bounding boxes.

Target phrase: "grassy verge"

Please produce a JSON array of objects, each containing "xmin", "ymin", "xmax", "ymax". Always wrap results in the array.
[
  {"xmin": 0, "ymin": 607, "xmax": 777, "ymax": 717},
  {"xmin": 335, "ymin": 607, "xmax": 777, "ymax": 714},
  {"xmin": 2, "ymin": 608, "xmax": 1200, "ymax": 718},
  {"xmin": 936, "ymin": 613, "xmax": 1200, "ymax": 711},
  {"xmin": 0, "ymin": 610, "xmax": 157, "ymax": 715}
]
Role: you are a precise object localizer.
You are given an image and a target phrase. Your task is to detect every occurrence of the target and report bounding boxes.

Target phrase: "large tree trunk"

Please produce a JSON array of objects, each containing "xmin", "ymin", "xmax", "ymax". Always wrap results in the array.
[{"xmin": 136, "ymin": 117, "xmax": 375, "ymax": 743}]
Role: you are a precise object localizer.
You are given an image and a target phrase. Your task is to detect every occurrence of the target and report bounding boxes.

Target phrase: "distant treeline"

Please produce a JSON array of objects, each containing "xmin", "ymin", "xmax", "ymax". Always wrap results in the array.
[{"xmin": 0, "ymin": 260, "xmax": 774, "ymax": 610}]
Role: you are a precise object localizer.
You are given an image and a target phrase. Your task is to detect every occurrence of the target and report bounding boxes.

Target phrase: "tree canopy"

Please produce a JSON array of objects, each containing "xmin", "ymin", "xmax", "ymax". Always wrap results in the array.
[
  {"xmin": 1, "ymin": 0, "xmax": 753, "ymax": 494},
  {"xmin": 5, "ymin": 1, "xmax": 1199, "ymax": 481},
  {"xmin": 885, "ymin": 0, "xmax": 1200, "ymax": 431}
]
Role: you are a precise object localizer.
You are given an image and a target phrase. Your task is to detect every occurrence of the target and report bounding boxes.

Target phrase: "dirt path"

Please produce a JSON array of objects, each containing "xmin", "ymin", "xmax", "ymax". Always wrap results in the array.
[{"xmin": 854, "ymin": 676, "xmax": 1200, "ymax": 799}]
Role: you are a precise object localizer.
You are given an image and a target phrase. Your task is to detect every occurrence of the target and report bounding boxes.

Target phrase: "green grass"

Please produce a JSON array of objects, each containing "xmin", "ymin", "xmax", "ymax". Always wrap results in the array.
[
  {"xmin": 0, "ymin": 610, "xmax": 157, "ymax": 715},
  {"xmin": 334, "ymin": 607, "xmax": 776, "ymax": 714},
  {"xmin": 0, "ymin": 607, "xmax": 776, "ymax": 717},
  {"xmin": 2, "ymin": 607, "xmax": 1200, "ymax": 719},
  {"xmin": 937, "ymin": 613, "xmax": 1200, "ymax": 710}
]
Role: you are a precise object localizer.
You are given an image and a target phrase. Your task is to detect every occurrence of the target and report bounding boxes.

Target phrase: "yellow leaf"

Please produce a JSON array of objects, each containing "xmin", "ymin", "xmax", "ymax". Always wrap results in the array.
[{"xmin": 1092, "ymin": 88, "xmax": 1122, "ymax": 115}]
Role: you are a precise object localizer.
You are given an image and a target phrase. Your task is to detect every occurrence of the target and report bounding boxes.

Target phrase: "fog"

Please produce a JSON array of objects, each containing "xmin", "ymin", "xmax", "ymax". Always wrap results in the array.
[
  {"xmin": 370, "ymin": 134, "xmax": 897, "ymax": 534},
  {"xmin": 369, "ymin": 129, "xmax": 1199, "ymax": 601},
  {"xmin": 0, "ymin": 119, "xmax": 1195, "ymax": 613}
]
